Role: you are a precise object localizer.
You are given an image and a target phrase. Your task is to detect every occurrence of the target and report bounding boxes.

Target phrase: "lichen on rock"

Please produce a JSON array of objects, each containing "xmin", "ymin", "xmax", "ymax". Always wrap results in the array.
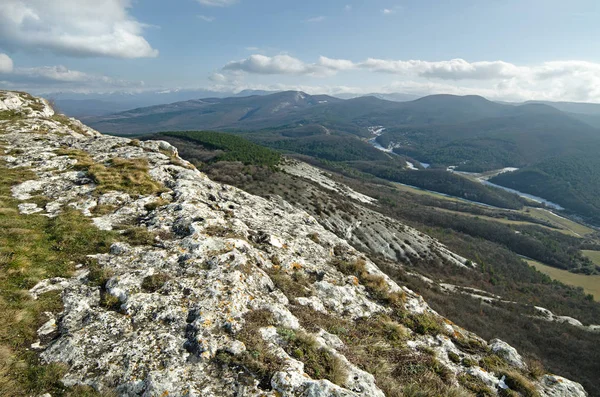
[{"xmin": 0, "ymin": 91, "xmax": 588, "ymax": 397}]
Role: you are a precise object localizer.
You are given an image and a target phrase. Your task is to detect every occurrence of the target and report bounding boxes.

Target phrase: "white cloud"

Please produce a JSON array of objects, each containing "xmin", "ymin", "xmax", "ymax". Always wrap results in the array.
[
  {"xmin": 223, "ymin": 54, "xmax": 355, "ymax": 77},
  {"xmin": 0, "ymin": 0, "xmax": 157, "ymax": 58},
  {"xmin": 218, "ymin": 55, "xmax": 600, "ymax": 102},
  {"xmin": 198, "ymin": 15, "xmax": 215, "ymax": 22},
  {"xmin": 0, "ymin": 53, "xmax": 13, "ymax": 73},
  {"xmin": 360, "ymin": 58, "xmax": 521, "ymax": 80},
  {"xmin": 223, "ymin": 54, "xmax": 336, "ymax": 76},
  {"xmin": 196, "ymin": 0, "xmax": 237, "ymax": 6},
  {"xmin": 318, "ymin": 56, "xmax": 355, "ymax": 71},
  {"xmin": 382, "ymin": 6, "xmax": 403, "ymax": 15},
  {"xmin": 306, "ymin": 16, "xmax": 326, "ymax": 23},
  {"xmin": 0, "ymin": 64, "xmax": 144, "ymax": 92},
  {"xmin": 209, "ymin": 72, "xmax": 228, "ymax": 83},
  {"xmin": 345, "ymin": 5, "xmax": 352, "ymax": 11}
]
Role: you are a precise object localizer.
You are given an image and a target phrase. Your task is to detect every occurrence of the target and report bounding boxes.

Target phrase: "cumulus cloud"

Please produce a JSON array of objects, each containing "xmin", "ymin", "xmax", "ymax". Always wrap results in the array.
[
  {"xmin": 209, "ymin": 72, "xmax": 228, "ymax": 83},
  {"xmin": 218, "ymin": 55, "xmax": 600, "ymax": 102},
  {"xmin": 223, "ymin": 54, "xmax": 334, "ymax": 76},
  {"xmin": 0, "ymin": 64, "xmax": 144, "ymax": 92},
  {"xmin": 361, "ymin": 58, "xmax": 521, "ymax": 80},
  {"xmin": 0, "ymin": 0, "xmax": 157, "ymax": 58},
  {"xmin": 318, "ymin": 56, "xmax": 355, "ymax": 71},
  {"xmin": 196, "ymin": 0, "xmax": 237, "ymax": 6},
  {"xmin": 0, "ymin": 53, "xmax": 13, "ymax": 73},
  {"xmin": 222, "ymin": 54, "xmax": 355, "ymax": 76}
]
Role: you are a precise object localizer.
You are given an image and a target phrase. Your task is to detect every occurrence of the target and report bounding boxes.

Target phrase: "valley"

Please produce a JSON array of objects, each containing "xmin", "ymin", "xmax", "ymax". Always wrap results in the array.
[
  {"xmin": 2, "ymin": 91, "xmax": 600, "ymax": 396},
  {"xmin": 527, "ymin": 259, "xmax": 600, "ymax": 300},
  {"xmin": 89, "ymin": 90, "xmax": 600, "ymax": 226},
  {"xmin": 144, "ymin": 128, "xmax": 600, "ymax": 395},
  {"xmin": 5, "ymin": 1, "xmax": 600, "ymax": 396}
]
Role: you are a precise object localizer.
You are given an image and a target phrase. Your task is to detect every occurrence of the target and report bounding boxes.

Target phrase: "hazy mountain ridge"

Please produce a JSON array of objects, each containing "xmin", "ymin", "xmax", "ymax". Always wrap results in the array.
[
  {"xmin": 79, "ymin": 91, "xmax": 600, "ymax": 224},
  {"xmin": 3, "ymin": 90, "xmax": 593, "ymax": 396}
]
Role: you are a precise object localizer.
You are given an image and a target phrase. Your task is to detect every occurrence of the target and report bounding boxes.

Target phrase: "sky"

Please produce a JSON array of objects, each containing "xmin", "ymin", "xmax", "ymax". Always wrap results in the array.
[{"xmin": 0, "ymin": 0, "xmax": 599, "ymax": 102}]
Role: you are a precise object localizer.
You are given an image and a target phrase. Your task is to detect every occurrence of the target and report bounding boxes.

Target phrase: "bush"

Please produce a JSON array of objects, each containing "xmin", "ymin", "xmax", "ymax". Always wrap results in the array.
[
  {"xmin": 277, "ymin": 328, "xmax": 347, "ymax": 386},
  {"xmin": 141, "ymin": 273, "xmax": 170, "ymax": 293}
]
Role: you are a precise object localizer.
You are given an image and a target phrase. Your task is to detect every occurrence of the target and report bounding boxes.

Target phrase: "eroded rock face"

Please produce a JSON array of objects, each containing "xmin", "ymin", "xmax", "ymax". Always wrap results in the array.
[
  {"xmin": 0, "ymin": 91, "xmax": 588, "ymax": 397},
  {"xmin": 282, "ymin": 160, "xmax": 475, "ymax": 270},
  {"xmin": 489, "ymin": 339, "xmax": 526, "ymax": 369}
]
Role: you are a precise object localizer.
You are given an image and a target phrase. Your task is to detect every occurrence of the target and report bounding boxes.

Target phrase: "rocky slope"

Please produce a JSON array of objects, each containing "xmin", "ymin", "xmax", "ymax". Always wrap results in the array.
[{"xmin": 0, "ymin": 90, "xmax": 587, "ymax": 397}]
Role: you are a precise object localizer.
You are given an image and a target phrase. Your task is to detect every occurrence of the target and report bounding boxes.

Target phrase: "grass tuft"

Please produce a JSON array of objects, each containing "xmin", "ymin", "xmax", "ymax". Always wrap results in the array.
[
  {"xmin": 141, "ymin": 273, "xmax": 170, "ymax": 293},
  {"xmin": 277, "ymin": 328, "xmax": 347, "ymax": 386},
  {"xmin": 57, "ymin": 149, "xmax": 167, "ymax": 197},
  {"xmin": 0, "ymin": 162, "xmax": 118, "ymax": 395}
]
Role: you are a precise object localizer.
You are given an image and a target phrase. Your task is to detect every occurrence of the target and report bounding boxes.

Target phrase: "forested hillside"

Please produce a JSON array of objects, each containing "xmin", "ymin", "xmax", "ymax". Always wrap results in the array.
[
  {"xmin": 92, "ymin": 91, "xmax": 600, "ymax": 224},
  {"xmin": 491, "ymin": 152, "xmax": 600, "ymax": 224}
]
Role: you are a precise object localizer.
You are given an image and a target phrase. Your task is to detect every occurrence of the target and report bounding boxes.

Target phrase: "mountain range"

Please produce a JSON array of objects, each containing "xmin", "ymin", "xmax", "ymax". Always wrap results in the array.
[{"xmin": 85, "ymin": 91, "xmax": 600, "ymax": 224}]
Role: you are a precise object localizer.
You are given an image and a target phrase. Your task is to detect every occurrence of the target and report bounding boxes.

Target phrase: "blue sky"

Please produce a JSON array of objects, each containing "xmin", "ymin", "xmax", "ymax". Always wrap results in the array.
[{"xmin": 1, "ymin": 0, "xmax": 599, "ymax": 102}]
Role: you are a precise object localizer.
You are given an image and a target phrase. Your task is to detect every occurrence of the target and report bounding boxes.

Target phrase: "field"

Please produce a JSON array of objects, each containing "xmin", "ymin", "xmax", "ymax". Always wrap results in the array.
[
  {"xmin": 524, "ymin": 208, "xmax": 595, "ymax": 237},
  {"xmin": 582, "ymin": 250, "xmax": 600, "ymax": 266},
  {"xmin": 393, "ymin": 182, "xmax": 489, "ymax": 206},
  {"xmin": 432, "ymin": 207, "xmax": 579, "ymax": 236},
  {"xmin": 393, "ymin": 183, "xmax": 593, "ymax": 237},
  {"xmin": 527, "ymin": 259, "xmax": 600, "ymax": 300}
]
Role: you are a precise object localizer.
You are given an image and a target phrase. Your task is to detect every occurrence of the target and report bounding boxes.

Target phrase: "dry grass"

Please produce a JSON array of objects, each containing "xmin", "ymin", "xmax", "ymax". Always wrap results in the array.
[
  {"xmin": 290, "ymin": 305, "xmax": 461, "ymax": 396},
  {"xmin": 265, "ymin": 267, "xmax": 314, "ymax": 299},
  {"xmin": 498, "ymin": 370, "xmax": 541, "ymax": 397},
  {"xmin": 330, "ymin": 258, "xmax": 406, "ymax": 309},
  {"xmin": 214, "ymin": 309, "xmax": 284, "ymax": 390},
  {"xmin": 277, "ymin": 327, "xmax": 348, "ymax": 386},
  {"xmin": 458, "ymin": 373, "xmax": 494, "ymax": 396},
  {"xmin": 144, "ymin": 197, "xmax": 170, "ymax": 212},
  {"xmin": 141, "ymin": 273, "xmax": 170, "ymax": 293},
  {"xmin": 57, "ymin": 149, "xmax": 167, "ymax": 197},
  {"xmin": 51, "ymin": 114, "xmax": 87, "ymax": 135},
  {"xmin": 0, "ymin": 162, "xmax": 117, "ymax": 396}
]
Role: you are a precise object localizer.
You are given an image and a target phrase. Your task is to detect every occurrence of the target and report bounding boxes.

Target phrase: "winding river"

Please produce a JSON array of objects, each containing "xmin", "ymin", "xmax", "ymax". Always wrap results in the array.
[{"xmin": 366, "ymin": 131, "xmax": 564, "ymax": 210}]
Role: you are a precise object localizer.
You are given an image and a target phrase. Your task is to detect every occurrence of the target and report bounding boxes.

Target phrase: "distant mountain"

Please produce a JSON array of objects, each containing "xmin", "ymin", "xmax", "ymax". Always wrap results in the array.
[
  {"xmin": 233, "ymin": 89, "xmax": 279, "ymax": 97},
  {"xmin": 334, "ymin": 92, "xmax": 421, "ymax": 102},
  {"xmin": 381, "ymin": 105, "xmax": 598, "ymax": 171},
  {"xmin": 52, "ymin": 99, "xmax": 131, "ymax": 117},
  {"xmin": 88, "ymin": 92, "xmax": 552, "ymax": 136},
  {"xmin": 87, "ymin": 90, "xmax": 600, "ymax": 222},
  {"xmin": 498, "ymin": 99, "xmax": 600, "ymax": 129},
  {"xmin": 48, "ymin": 89, "xmax": 277, "ymax": 119},
  {"xmin": 524, "ymin": 100, "xmax": 600, "ymax": 116},
  {"xmin": 87, "ymin": 91, "xmax": 345, "ymax": 134}
]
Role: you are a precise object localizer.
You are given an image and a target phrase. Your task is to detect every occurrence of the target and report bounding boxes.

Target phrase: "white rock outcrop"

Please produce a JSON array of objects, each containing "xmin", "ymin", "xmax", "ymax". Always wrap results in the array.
[{"xmin": 0, "ymin": 91, "xmax": 588, "ymax": 397}]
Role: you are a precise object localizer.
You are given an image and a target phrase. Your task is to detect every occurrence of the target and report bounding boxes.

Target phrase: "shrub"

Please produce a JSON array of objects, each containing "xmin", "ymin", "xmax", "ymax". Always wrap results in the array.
[
  {"xmin": 214, "ymin": 309, "xmax": 283, "ymax": 390},
  {"xmin": 458, "ymin": 373, "xmax": 494, "ymax": 396},
  {"xmin": 404, "ymin": 313, "xmax": 443, "ymax": 336},
  {"xmin": 141, "ymin": 274, "xmax": 170, "ymax": 293},
  {"xmin": 277, "ymin": 328, "xmax": 347, "ymax": 386},
  {"xmin": 266, "ymin": 267, "xmax": 313, "ymax": 299},
  {"xmin": 448, "ymin": 351, "xmax": 461, "ymax": 364},
  {"xmin": 499, "ymin": 370, "xmax": 540, "ymax": 397},
  {"xmin": 120, "ymin": 227, "xmax": 156, "ymax": 246}
]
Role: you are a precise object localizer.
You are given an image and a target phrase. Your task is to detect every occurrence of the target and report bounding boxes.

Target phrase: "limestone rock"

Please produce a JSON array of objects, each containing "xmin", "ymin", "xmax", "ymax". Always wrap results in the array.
[
  {"xmin": 489, "ymin": 339, "xmax": 526, "ymax": 369},
  {"xmin": 0, "ymin": 90, "xmax": 588, "ymax": 397}
]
